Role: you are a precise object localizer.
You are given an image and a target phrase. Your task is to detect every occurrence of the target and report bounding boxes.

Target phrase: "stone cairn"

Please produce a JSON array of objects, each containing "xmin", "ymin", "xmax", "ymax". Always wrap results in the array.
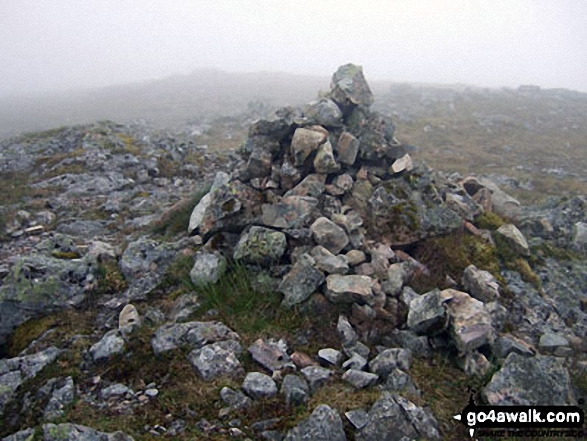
[{"xmin": 187, "ymin": 63, "xmax": 520, "ymax": 373}]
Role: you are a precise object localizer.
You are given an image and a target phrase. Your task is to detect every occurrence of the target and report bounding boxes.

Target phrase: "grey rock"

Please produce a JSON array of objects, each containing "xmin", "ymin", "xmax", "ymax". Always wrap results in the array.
[
  {"xmin": 337, "ymin": 315, "xmax": 358, "ymax": 346},
  {"xmin": 300, "ymin": 366, "xmax": 332, "ymax": 393},
  {"xmin": 0, "ymin": 371, "xmax": 22, "ymax": 415},
  {"xmin": 100, "ymin": 383, "xmax": 132, "ymax": 400},
  {"xmin": 345, "ymin": 250, "xmax": 366, "ymax": 266},
  {"xmin": 345, "ymin": 409, "xmax": 369, "ymax": 430},
  {"xmin": 310, "ymin": 217, "xmax": 349, "ymax": 254},
  {"xmin": 384, "ymin": 329, "xmax": 432, "ymax": 359},
  {"xmin": 495, "ymin": 224, "xmax": 530, "ymax": 257},
  {"xmin": 335, "ymin": 132, "xmax": 360, "ymax": 165},
  {"xmin": 43, "ymin": 423, "xmax": 134, "ymax": 441},
  {"xmin": 242, "ymin": 372, "xmax": 278, "ymax": 400},
  {"xmin": 189, "ymin": 251, "xmax": 227, "ymax": 287},
  {"xmin": 188, "ymin": 172, "xmax": 230, "ymax": 234},
  {"xmin": 17, "ymin": 346, "xmax": 62, "ymax": 380},
  {"xmin": 381, "ymin": 368, "xmax": 420, "ymax": 397},
  {"xmin": 234, "ymin": 227, "xmax": 287, "ymax": 266},
  {"xmin": 304, "ymin": 99, "xmax": 343, "ymax": 127},
  {"xmin": 284, "ymin": 174, "xmax": 326, "ymax": 198},
  {"xmin": 356, "ymin": 394, "xmax": 440, "ymax": 441},
  {"xmin": 188, "ymin": 340, "xmax": 244, "ymax": 381},
  {"xmin": 343, "ymin": 341, "xmax": 371, "ymax": 360},
  {"xmin": 382, "ymin": 264, "xmax": 407, "ymax": 297},
  {"xmin": 342, "ymin": 353, "xmax": 368, "ymax": 371},
  {"xmin": 118, "ymin": 304, "xmax": 141, "ymax": 334},
  {"xmin": 313, "ymin": 141, "xmax": 340, "ymax": 174},
  {"xmin": 310, "ymin": 246, "xmax": 349, "ymax": 275},
  {"xmin": 317, "ymin": 348, "xmax": 343, "ymax": 366},
  {"xmin": 407, "ymin": 289, "xmax": 448, "ymax": 335},
  {"xmin": 281, "ymin": 374, "xmax": 309, "ymax": 407},
  {"xmin": 89, "ymin": 329, "xmax": 125, "ymax": 362},
  {"xmin": 462, "ymin": 264, "xmax": 500, "ymax": 303},
  {"xmin": 291, "ymin": 128, "xmax": 326, "ymax": 166},
  {"xmin": 39, "ymin": 376, "xmax": 75, "ymax": 420},
  {"xmin": 463, "ymin": 352, "xmax": 492, "ymax": 378},
  {"xmin": 284, "ymin": 404, "xmax": 346, "ymax": 441},
  {"xmin": 486, "ymin": 301, "xmax": 508, "ymax": 332},
  {"xmin": 220, "ymin": 387, "xmax": 252, "ymax": 410},
  {"xmin": 151, "ymin": 320, "xmax": 239, "ymax": 355},
  {"xmin": 493, "ymin": 335, "xmax": 535, "ymax": 359},
  {"xmin": 538, "ymin": 333, "xmax": 570, "ymax": 354},
  {"xmin": 279, "ymin": 254, "xmax": 325, "ymax": 307},
  {"xmin": 324, "ymin": 274, "xmax": 373, "ymax": 304},
  {"xmin": 483, "ymin": 353, "xmax": 576, "ymax": 405},
  {"xmin": 368, "ymin": 348, "xmax": 411, "ymax": 379},
  {"xmin": 248, "ymin": 338, "xmax": 292, "ymax": 373},
  {"xmin": 167, "ymin": 293, "xmax": 200, "ymax": 323},
  {"xmin": 262, "ymin": 197, "xmax": 318, "ymax": 229},
  {"xmin": 2, "ymin": 428, "xmax": 36, "ymax": 441},
  {"xmin": 330, "ymin": 63, "xmax": 374, "ymax": 109},
  {"xmin": 441, "ymin": 289, "xmax": 495, "ymax": 354},
  {"xmin": 342, "ymin": 369, "xmax": 379, "ymax": 389}
]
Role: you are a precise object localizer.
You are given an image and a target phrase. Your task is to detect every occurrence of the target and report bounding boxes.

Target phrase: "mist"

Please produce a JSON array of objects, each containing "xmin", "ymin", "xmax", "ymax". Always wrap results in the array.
[{"xmin": 1, "ymin": 0, "xmax": 587, "ymax": 98}]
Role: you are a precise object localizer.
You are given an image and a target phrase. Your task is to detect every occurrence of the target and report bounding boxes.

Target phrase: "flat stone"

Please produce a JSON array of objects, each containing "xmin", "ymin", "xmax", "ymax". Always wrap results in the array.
[
  {"xmin": 310, "ymin": 246, "xmax": 349, "ymax": 274},
  {"xmin": 390, "ymin": 154, "xmax": 413, "ymax": 174},
  {"xmin": 345, "ymin": 409, "xmax": 369, "ymax": 430},
  {"xmin": 324, "ymin": 274, "xmax": 373, "ymax": 304},
  {"xmin": 261, "ymin": 196, "xmax": 319, "ymax": 229},
  {"xmin": 342, "ymin": 369, "xmax": 379, "ymax": 389},
  {"xmin": 284, "ymin": 174, "xmax": 326, "ymax": 198},
  {"xmin": 317, "ymin": 348, "xmax": 343, "ymax": 366},
  {"xmin": 187, "ymin": 340, "xmax": 244, "ymax": 381},
  {"xmin": 493, "ymin": 334, "xmax": 535, "ymax": 359},
  {"xmin": 310, "ymin": 217, "xmax": 349, "ymax": 254},
  {"xmin": 342, "ymin": 352, "xmax": 368, "ymax": 371},
  {"xmin": 538, "ymin": 333, "xmax": 569, "ymax": 354}
]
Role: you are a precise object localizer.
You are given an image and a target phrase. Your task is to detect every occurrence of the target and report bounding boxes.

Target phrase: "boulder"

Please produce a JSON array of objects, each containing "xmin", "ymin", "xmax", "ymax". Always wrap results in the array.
[
  {"xmin": 335, "ymin": 132, "xmax": 360, "ymax": 165},
  {"xmin": 233, "ymin": 226, "xmax": 287, "ymax": 266},
  {"xmin": 189, "ymin": 251, "xmax": 227, "ymax": 287},
  {"xmin": 462, "ymin": 265, "xmax": 500, "ymax": 303},
  {"xmin": 242, "ymin": 372, "xmax": 278, "ymax": 400},
  {"xmin": 495, "ymin": 223, "xmax": 530, "ymax": 257},
  {"xmin": 310, "ymin": 217, "xmax": 349, "ymax": 254},
  {"xmin": 279, "ymin": 254, "xmax": 325, "ymax": 307},
  {"xmin": 329, "ymin": 63, "xmax": 374, "ymax": 109},
  {"xmin": 188, "ymin": 340, "xmax": 244, "ymax": 381},
  {"xmin": 284, "ymin": 404, "xmax": 346, "ymax": 441},
  {"xmin": 324, "ymin": 275, "xmax": 373, "ymax": 304},
  {"xmin": 291, "ymin": 128, "xmax": 327, "ymax": 166},
  {"xmin": 407, "ymin": 289, "xmax": 448, "ymax": 335}
]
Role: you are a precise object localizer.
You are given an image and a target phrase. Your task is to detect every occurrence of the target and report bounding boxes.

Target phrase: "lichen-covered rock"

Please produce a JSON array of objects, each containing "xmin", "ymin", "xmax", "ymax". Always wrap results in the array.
[
  {"xmin": 43, "ymin": 423, "xmax": 134, "ymax": 441},
  {"xmin": 220, "ymin": 387, "xmax": 252, "ymax": 410},
  {"xmin": 407, "ymin": 289, "xmax": 448, "ymax": 335},
  {"xmin": 482, "ymin": 353, "xmax": 576, "ymax": 405},
  {"xmin": 279, "ymin": 254, "xmax": 325, "ymax": 307},
  {"xmin": 233, "ymin": 226, "xmax": 287, "ymax": 266},
  {"xmin": 242, "ymin": 372, "xmax": 278, "ymax": 400},
  {"xmin": 188, "ymin": 172, "xmax": 230, "ymax": 235},
  {"xmin": 291, "ymin": 128, "xmax": 327, "ymax": 166},
  {"xmin": 342, "ymin": 369, "xmax": 379, "ymax": 389},
  {"xmin": 310, "ymin": 217, "xmax": 349, "ymax": 254},
  {"xmin": 151, "ymin": 321, "xmax": 239, "ymax": 355},
  {"xmin": 310, "ymin": 246, "xmax": 349, "ymax": 274},
  {"xmin": 462, "ymin": 264, "xmax": 500, "ymax": 303},
  {"xmin": 304, "ymin": 99, "xmax": 343, "ymax": 127},
  {"xmin": 313, "ymin": 141, "xmax": 340, "ymax": 174},
  {"xmin": 329, "ymin": 63, "xmax": 374, "ymax": 109},
  {"xmin": 324, "ymin": 274, "xmax": 373, "ymax": 304},
  {"xmin": 335, "ymin": 132, "xmax": 360, "ymax": 165},
  {"xmin": 261, "ymin": 196, "xmax": 318, "ymax": 229},
  {"xmin": 356, "ymin": 394, "xmax": 440, "ymax": 441},
  {"xmin": 188, "ymin": 340, "xmax": 244, "ymax": 381},
  {"xmin": 189, "ymin": 251, "xmax": 227, "ymax": 287},
  {"xmin": 284, "ymin": 404, "xmax": 346, "ymax": 441},
  {"xmin": 2, "ymin": 428, "xmax": 36, "ymax": 441},
  {"xmin": 441, "ymin": 289, "xmax": 495, "ymax": 354},
  {"xmin": 495, "ymin": 223, "xmax": 530, "ymax": 257}
]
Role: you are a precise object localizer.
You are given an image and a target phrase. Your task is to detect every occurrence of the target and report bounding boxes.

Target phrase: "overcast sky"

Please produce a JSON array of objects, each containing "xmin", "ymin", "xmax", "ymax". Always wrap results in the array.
[{"xmin": 1, "ymin": 0, "xmax": 586, "ymax": 97}]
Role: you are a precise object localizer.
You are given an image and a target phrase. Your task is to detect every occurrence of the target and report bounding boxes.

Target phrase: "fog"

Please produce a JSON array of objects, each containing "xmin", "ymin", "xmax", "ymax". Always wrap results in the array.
[{"xmin": 1, "ymin": 0, "xmax": 586, "ymax": 98}]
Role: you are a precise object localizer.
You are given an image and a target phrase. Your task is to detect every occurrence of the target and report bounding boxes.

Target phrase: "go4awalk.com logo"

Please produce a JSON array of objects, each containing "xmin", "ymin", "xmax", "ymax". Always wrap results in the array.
[{"xmin": 453, "ymin": 395, "xmax": 584, "ymax": 438}]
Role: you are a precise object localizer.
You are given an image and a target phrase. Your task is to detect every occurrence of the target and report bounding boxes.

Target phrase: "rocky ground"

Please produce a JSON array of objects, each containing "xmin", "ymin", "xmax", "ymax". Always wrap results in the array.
[{"xmin": 1, "ymin": 65, "xmax": 587, "ymax": 440}]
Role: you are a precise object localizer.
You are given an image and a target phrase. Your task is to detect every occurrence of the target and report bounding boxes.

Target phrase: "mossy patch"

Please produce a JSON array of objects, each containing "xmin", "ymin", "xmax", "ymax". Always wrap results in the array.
[
  {"xmin": 475, "ymin": 211, "xmax": 505, "ymax": 231},
  {"xmin": 51, "ymin": 251, "xmax": 81, "ymax": 260}
]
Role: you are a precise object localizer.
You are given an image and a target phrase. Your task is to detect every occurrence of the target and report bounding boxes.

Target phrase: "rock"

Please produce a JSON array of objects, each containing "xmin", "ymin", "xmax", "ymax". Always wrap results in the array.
[
  {"xmin": 335, "ymin": 132, "xmax": 360, "ymax": 165},
  {"xmin": 188, "ymin": 172, "xmax": 230, "ymax": 235},
  {"xmin": 381, "ymin": 264, "xmax": 407, "ymax": 297},
  {"xmin": 482, "ymin": 353, "xmax": 576, "ymax": 405},
  {"xmin": 486, "ymin": 301, "xmax": 507, "ymax": 331},
  {"xmin": 381, "ymin": 369, "xmax": 420, "ymax": 396},
  {"xmin": 317, "ymin": 348, "xmax": 343, "ymax": 366},
  {"xmin": 151, "ymin": 321, "xmax": 239, "ymax": 355},
  {"xmin": 39, "ymin": 376, "xmax": 75, "ymax": 420},
  {"xmin": 368, "ymin": 348, "xmax": 411, "ymax": 379},
  {"xmin": 284, "ymin": 404, "xmax": 346, "ymax": 441},
  {"xmin": 244, "ymin": 137, "xmax": 278, "ymax": 179},
  {"xmin": 300, "ymin": 366, "xmax": 332, "ymax": 393},
  {"xmin": 345, "ymin": 409, "xmax": 369, "ymax": 430},
  {"xmin": 189, "ymin": 251, "xmax": 227, "ymax": 287},
  {"xmin": 324, "ymin": 274, "xmax": 373, "ymax": 304},
  {"xmin": 384, "ymin": 329, "xmax": 432, "ymax": 359},
  {"xmin": 390, "ymin": 154, "xmax": 413, "ymax": 174},
  {"xmin": 573, "ymin": 221, "xmax": 587, "ymax": 249},
  {"xmin": 90, "ymin": 330, "xmax": 125, "ymax": 362},
  {"xmin": 248, "ymin": 339, "xmax": 293, "ymax": 373},
  {"xmin": 313, "ymin": 141, "xmax": 340, "ymax": 174},
  {"xmin": 242, "ymin": 372, "xmax": 278, "ymax": 400},
  {"xmin": 330, "ymin": 63, "xmax": 374, "ymax": 109},
  {"xmin": 220, "ymin": 387, "xmax": 252, "ymax": 410},
  {"xmin": 262, "ymin": 196, "xmax": 318, "ymax": 229},
  {"xmin": 493, "ymin": 334, "xmax": 535, "ymax": 359},
  {"xmin": 284, "ymin": 174, "xmax": 325, "ymax": 198},
  {"xmin": 462, "ymin": 352, "xmax": 492, "ymax": 378},
  {"xmin": 495, "ymin": 224, "xmax": 530, "ymax": 257},
  {"xmin": 0, "ymin": 371, "xmax": 22, "ymax": 415},
  {"xmin": 304, "ymin": 99, "xmax": 343, "ymax": 127},
  {"xmin": 310, "ymin": 246, "xmax": 349, "ymax": 274},
  {"xmin": 310, "ymin": 217, "xmax": 349, "ymax": 254},
  {"xmin": 233, "ymin": 226, "xmax": 287, "ymax": 266},
  {"xmin": 441, "ymin": 289, "xmax": 495, "ymax": 354},
  {"xmin": 356, "ymin": 394, "xmax": 440, "ymax": 441},
  {"xmin": 407, "ymin": 289, "xmax": 448, "ymax": 335},
  {"xmin": 337, "ymin": 315, "xmax": 358, "ymax": 346},
  {"xmin": 538, "ymin": 333, "xmax": 570, "ymax": 355},
  {"xmin": 188, "ymin": 340, "xmax": 244, "ymax": 381},
  {"xmin": 167, "ymin": 293, "xmax": 200, "ymax": 323},
  {"xmin": 43, "ymin": 423, "xmax": 134, "ymax": 441},
  {"xmin": 118, "ymin": 304, "xmax": 141, "ymax": 334},
  {"xmin": 342, "ymin": 369, "xmax": 379, "ymax": 389},
  {"xmin": 345, "ymin": 250, "xmax": 366, "ymax": 266},
  {"xmin": 342, "ymin": 353, "xmax": 368, "ymax": 371},
  {"xmin": 462, "ymin": 265, "xmax": 500, "ymax": 303},
  {"xmin": 2, "ymin": 428, "xmax": 36, "ymax": 441},
  {"xmin": 279, "ymin": 254, "xmax": 325, "ymax": 307},
  {"xmin": 291, "ymin": 128, "xmax": 327, "ymax": 166},
  {"xmin": 281, "ymin": 374, "xmax": 309, "ymax": 407},
  {"xmin": 100, "ymin": 383, "xmax": 132, "ymax": 400},
  {"xmin": 290, "ymin": 352, "xmax": 318, "ymax": 369}
]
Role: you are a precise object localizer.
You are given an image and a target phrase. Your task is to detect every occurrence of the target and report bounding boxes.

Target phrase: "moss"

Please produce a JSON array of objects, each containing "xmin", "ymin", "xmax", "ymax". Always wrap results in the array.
[
  {"xmin": 50, "ymin": 251, "xmax": 81, "ymax": 260},
  {"xmin": 510, "ymin": 258, "xmax": 542, "ymax": 289},
  {"xmin": 534, "ymin": 243, "xmax": 582, "ymax": 261},
  {"xmin": 475, "ymin": 211, "xmax": 505, "ymax": 231},
  {"xmin": 7, "ymin": 315, "xmax": 56, "ymax": 356}
]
